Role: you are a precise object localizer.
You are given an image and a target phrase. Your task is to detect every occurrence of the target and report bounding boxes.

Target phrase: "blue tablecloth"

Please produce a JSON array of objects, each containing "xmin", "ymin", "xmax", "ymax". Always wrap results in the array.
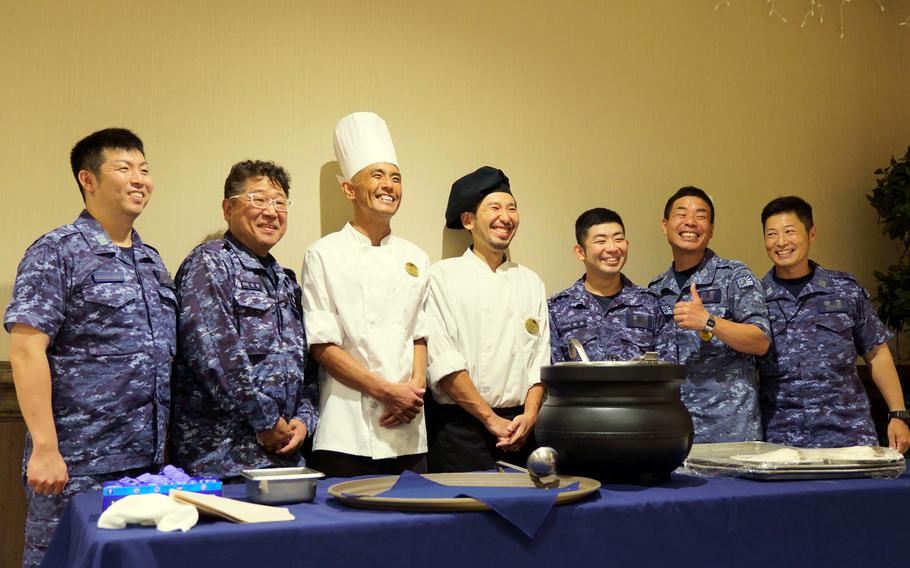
[{"xmin": 42, "ymin": 472, "xmax": 910, "ymax": 568}]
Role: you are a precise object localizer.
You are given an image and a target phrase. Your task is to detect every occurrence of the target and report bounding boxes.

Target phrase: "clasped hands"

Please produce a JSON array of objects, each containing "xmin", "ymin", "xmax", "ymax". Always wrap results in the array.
[
  {"xmin": 486, "ymin": 413, "xmax": 535, "ymax": 453},
  {"xmin": 256, "ymin": 417, "xmax": 307, "ymax": 454},
  {"xmin": 378, "ymin": 380, "xmax": 425, "ymax": 428}
]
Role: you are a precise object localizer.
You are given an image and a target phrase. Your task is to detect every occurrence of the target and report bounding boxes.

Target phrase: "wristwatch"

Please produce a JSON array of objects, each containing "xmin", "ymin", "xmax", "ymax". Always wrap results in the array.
[
  {"xmin": 698, "ymin": 316, "xmax": 716, "ymax": 342},
  {"xmin": 887, "ymin": 410, "xmax": 910, "ymax": 424}
]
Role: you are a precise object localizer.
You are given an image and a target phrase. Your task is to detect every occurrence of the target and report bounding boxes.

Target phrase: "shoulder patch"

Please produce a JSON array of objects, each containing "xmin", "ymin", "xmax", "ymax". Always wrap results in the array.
[{"xmin": 735, "ymin": 275, "xmax": 755, "ymax": 289}]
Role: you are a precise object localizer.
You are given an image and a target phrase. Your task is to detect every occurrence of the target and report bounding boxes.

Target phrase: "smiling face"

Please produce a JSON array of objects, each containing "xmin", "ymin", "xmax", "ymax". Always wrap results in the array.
[
  {"xmin": 575, "ymin": 222, "xmax": 628, "ymax": 280},
  {"xmin": 222, "ymin": 176, "xmax": 288, "ymax": 256},
  {"xmin": 344, "ymin": 162, "xmax": 402, "ymax": 220},
  {"xmin": 764, "ymin": 211, "xmax": 815, "ymax": 278},
  {"xmin": 80, "ymin": 148, "xmax": 153, "ymax": 221},
  {"xmin": 661, "ymin": 195, "xmax": 714, "ymax": 255},
  {"xmin": 463, "ymin": 191, "xmax": 519, "ymax": 254}
]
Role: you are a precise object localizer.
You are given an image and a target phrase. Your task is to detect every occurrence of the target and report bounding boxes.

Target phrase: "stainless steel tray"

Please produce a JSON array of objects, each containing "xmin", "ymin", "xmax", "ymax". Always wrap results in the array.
[{"xmin": 241, "ymin": 467, "xmax": 324, "ymax": 504}]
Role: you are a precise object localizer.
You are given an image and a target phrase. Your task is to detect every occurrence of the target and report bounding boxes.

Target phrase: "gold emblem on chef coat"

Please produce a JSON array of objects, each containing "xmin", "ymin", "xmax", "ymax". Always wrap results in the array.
[
  {"xmin": 405, "ymin": 262, "xmax": 419, "ymax": 277},
  {"xmin": 525, "ymin": 318, "xmax": 540, "ymax": 335}
]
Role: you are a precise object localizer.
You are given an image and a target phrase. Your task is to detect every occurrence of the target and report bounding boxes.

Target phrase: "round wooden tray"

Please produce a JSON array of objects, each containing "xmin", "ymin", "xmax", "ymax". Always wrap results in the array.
[{"xmin": 328, "ymin": 472, "xmax": 601, "ymax": 512}]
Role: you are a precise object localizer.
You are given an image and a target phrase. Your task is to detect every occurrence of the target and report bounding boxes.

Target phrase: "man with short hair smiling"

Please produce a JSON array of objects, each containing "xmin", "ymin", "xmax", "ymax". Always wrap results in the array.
[
  {"xmin": 5, "ymin": 128, "xmax": 175, "ymax": 567},
  {"xmin": 549, "ymin": 208, "xmax": 665, "ymax": 363},
  {"xmin": 649, "ymin": 186, "xmax": 770, "ymax": 442},
  {"xmin": 169, "ymin": 160, "xmax": 317, "ymax": 479},
  {"xmin": 303, "ymin": 112, "xmax": 430, "ymax": 477},
  {"xmin": 424, "ymin": 166, "xmax": 549, "ymax": 472},
  {"xmin": 758, "ymin": 195, "xmax": 910, "ymax": 451}
]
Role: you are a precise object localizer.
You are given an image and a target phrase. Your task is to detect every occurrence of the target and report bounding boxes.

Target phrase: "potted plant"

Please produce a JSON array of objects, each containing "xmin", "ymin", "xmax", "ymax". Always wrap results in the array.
[{"xmin": 867, "ymin": 146, "xmax": 910, "ymax": 340}]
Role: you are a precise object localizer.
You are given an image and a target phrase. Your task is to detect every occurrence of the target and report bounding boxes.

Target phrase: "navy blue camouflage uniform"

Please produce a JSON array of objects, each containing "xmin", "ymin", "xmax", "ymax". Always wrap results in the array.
[
  {"xmin": 169, "ymin": 233, "xmax": 318, "ymax": 478},
  {"xmin": 4, "ymin": 210, "xmax": 175, "ymax": 567},
  {"xmin": 548, "ymin": 275, "xmax": 667, "ymax": 362},
  {"xmin": 650, "ymin": 249, "xmax": 770, "ymax": 442},
  {"xmin": 758, "ymin": 263, "xmax": 887, "ymax": 447}
]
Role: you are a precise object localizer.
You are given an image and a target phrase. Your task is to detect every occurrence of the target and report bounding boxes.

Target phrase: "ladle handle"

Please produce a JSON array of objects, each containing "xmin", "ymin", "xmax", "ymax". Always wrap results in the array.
[{"xmin": 568, "ymin": 338, "xmax": 590, "ymax": 362}]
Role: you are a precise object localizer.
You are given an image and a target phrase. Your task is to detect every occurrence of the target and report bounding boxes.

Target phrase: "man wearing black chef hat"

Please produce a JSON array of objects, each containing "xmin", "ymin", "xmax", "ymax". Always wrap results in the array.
[{"xmin": 423, "ymin": 166, "xmax": 550, "ymax": 472}]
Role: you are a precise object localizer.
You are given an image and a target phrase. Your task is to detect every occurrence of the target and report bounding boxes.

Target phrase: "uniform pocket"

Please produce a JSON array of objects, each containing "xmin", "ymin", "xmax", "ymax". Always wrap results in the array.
[
  {"xmin": 82, "ymin": 283, "xmax": 138, "ymax": 308},
  {"xmin": 234, "ymin": 290, "xmax": 278, "ymax": 355},
  {"xmin": 80, "ymin": 283, "xmax": 143, "ymax": 355},
  {"xmin": 815, "ymin": 313, "xmax": 855, "ymax": 368}
]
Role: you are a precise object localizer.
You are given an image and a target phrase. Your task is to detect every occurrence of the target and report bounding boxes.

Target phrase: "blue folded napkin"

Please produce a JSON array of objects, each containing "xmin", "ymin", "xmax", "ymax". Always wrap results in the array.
[{"xmin": 371, "ymin": 470, "xmax": 579, "ymax": 538}]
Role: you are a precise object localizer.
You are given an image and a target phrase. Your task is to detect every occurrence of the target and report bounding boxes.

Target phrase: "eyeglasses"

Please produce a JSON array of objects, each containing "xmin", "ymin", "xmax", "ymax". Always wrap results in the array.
[{"xmin": 229, "ymin": 192, "xmax": 292, "ymax": 212}]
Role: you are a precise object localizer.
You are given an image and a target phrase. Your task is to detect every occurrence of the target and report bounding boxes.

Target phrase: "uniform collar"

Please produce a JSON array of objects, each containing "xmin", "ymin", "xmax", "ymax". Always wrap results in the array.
[
  {"xmin": 74, "ymin": 209, "xmax": 149, "ymax": 260},
  {"xmin": 655, "ymin": 248, "xmax": 717, "ymax": 294},
  {"xmin": 463, "ymin": 246, "xmax": 515, "ymax": 273},
  {"xmin": 564, "ymin": 274, "xmax": 640, "ymax": 312},
  {"xmin": 343, "ymin": 221, "xmax": 392, "ymax": 247},
  {"xmin": 224, "ymin": 231, "xmax": 277, "ymax": 273},
  {"xmin": 762, "ymin": 260, "xmax": 832, "ymax": 301}
]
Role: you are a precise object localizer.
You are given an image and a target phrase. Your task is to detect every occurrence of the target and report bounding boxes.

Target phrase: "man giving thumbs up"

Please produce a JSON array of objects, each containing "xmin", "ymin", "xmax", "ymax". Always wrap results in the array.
[{"xmin": 649, "ymin": 187, "xmax": 771, "ymax": 442}]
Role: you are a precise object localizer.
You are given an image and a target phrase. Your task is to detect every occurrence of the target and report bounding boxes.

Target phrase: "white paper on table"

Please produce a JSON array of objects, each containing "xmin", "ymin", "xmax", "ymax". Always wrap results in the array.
[{"xmin": 169, "ymin": 490, "xmax": 295, "ymax": 523}]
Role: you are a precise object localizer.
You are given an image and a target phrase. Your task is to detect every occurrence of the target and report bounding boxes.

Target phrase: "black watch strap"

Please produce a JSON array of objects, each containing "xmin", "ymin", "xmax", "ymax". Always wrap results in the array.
[{"xmin": 888, "ymin": 410, "xmax": 910, "ymax": 424}]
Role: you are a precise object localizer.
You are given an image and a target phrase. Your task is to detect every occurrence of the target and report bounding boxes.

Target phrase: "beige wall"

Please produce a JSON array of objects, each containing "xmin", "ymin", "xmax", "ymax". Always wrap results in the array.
[{"xmin": 1, "ymin": 0, "xmax": 909, "ymax": 358}]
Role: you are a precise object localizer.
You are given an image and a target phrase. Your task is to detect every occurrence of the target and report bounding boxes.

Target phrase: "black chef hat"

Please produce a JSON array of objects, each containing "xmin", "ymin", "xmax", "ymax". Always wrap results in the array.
[{"xmin": 445, "ymin": 166, "xmax": 511, "ymax": 229}]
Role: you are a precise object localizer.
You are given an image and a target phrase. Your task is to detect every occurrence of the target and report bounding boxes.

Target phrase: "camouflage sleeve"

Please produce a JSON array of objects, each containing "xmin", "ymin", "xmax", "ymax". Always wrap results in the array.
[
  {"xmin": 4, "ymin": 242, "xmax": 66, "ymax": 339},
  {"xmin": 177, "ymin": 249, "xmax": 279, "ymax": 432},
  {"xmin": 547, "ymin": 298, "xmax": 566, "ymax": 364},
  {"xmin": 852, "ymin": 283, "xmax": 892, "ymax": 356},
  {"xmin": 728, "ymin": 266, "xmax": 771, "ymax": 339},
  {"xmin": 293, "ymin": 381, "xmax": 319, "ymax": 435}
]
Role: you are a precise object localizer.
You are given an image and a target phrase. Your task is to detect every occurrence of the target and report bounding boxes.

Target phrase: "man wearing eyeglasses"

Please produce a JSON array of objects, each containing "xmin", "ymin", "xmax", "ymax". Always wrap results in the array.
[{"xmin": 169, "ymin": 160, "xmax": 318, "ymax": 479}]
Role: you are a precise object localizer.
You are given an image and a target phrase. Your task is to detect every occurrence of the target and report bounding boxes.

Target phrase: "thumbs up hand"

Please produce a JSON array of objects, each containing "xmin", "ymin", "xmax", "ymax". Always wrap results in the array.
[{"xmin": 673, "ymin": 282, "xmax": 711, "ymax": 331}]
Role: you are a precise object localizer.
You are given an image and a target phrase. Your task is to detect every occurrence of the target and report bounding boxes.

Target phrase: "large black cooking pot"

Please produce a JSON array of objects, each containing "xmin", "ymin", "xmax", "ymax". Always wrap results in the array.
[{"xmin": 535, "ymin": 359, "xmax": 693, "ymax": 484}]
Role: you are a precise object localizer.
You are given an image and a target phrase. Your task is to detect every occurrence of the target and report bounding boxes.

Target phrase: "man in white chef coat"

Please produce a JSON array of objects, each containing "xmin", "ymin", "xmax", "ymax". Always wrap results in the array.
[
  {"xmin": 424, "ymin": 166, "xmax": 550, "ymax": 472},
  {"xmin": 302, "ymin": 112, "xmax": 430, "ymax": 477}
]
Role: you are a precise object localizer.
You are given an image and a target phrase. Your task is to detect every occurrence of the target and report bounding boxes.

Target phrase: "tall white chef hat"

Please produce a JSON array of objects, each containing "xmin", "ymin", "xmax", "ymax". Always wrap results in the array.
[{"xmin": 333, "ymin": 112, "xmax": 399, "ymax": 182}]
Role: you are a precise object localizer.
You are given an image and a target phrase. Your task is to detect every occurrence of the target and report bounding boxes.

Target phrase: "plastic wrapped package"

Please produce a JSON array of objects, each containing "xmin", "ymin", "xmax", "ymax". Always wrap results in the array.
[{"xmin": 680, "ymin": 442, "xmax": 906, "ymax": 480}]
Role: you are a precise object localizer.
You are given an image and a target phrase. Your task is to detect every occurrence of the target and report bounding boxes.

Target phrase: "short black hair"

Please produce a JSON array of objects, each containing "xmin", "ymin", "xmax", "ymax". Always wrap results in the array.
[
  {"xmin": 70, "ymin": 128, "xmax": 145, "ymax": 199},
  {"xmin": 224, "ymin": 160, "xmax": 291, "ymax": 199},
  {"xmin": 663, "ymin": 186, "xmax": 714, "ymax": 223},
  {"xmin": 761, "ymin": 196, "xmax": 814, "ymax": 231},
  {"xmin": 575, "ymin": 208, "xmax": 625, "ymax": 246}
]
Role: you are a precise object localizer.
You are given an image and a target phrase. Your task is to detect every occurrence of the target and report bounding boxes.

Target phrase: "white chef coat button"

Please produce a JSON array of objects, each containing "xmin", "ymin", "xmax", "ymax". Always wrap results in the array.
[{"xmin": 371, "ymin": 402, "xmax": 378, "ymax": 409}]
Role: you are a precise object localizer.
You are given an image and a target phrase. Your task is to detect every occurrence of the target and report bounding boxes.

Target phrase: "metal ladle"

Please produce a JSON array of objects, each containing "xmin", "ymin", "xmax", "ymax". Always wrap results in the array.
[{"xmin": 496, "ymin": 447, "xmax": 561, "ymax": 489}]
